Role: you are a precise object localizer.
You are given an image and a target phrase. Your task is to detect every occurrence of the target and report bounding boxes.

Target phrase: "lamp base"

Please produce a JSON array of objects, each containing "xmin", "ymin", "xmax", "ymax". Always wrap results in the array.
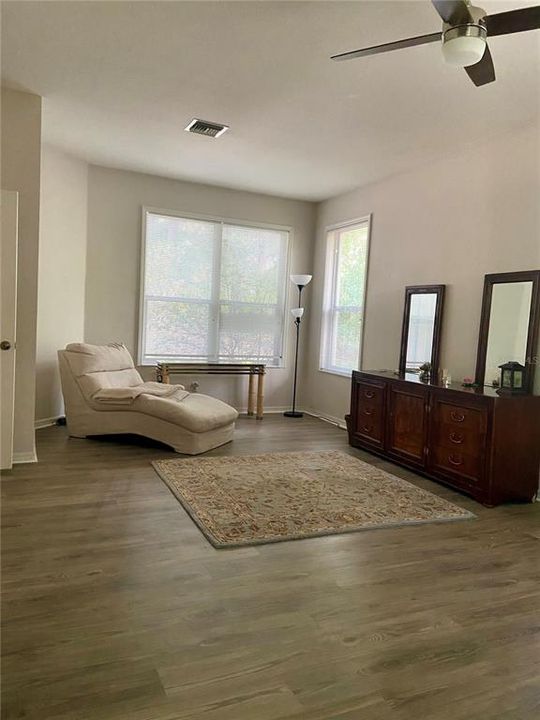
[{"xmin": 283, "ymin": 411, "xmax": 304, "ymax": 418}]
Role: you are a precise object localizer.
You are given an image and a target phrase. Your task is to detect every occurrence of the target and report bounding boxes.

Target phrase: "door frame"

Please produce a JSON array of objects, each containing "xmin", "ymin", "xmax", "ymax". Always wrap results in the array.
[{"xmin": 1, "ymin": 190, "xmax": 19, "ymax": 470}]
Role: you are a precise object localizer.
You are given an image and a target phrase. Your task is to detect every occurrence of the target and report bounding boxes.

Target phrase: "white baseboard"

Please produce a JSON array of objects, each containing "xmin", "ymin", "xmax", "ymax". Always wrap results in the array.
[
  {"xmin": 13, "ymin": 450, "xmax": 38, "ymax": 464},
  {"xmin": 237, "ymin": 406, "xmax": 346, "ymax": 429},
  {"xmin": 35, "ymin": 416, "xmax": 61, "ymax": 430},
  {"xmin": 237, "ymin": 405, "xmax": 291, "ymax": 415},
  {"xmin": 303, "ymin": 408, "xmax": 347, "ymax": 430}
]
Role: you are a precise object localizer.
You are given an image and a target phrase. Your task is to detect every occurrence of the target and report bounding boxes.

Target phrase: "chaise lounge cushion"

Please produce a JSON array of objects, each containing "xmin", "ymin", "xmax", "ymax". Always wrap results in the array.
[{"xmin": 133, "ymin": 393, "xmax": 238, "ymax": 433}]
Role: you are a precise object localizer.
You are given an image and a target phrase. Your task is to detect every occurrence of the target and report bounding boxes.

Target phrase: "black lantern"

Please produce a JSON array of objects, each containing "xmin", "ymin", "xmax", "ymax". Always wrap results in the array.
[{"xmin": 498, "ymin": 361, "xmax": 526, "ymax": 393}]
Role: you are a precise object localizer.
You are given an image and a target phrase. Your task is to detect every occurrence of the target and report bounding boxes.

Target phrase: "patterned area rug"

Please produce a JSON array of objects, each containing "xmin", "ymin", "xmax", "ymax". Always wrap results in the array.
[{"xmin": 152, "ymin": 451, "xmax": 475, "ymax": 548}]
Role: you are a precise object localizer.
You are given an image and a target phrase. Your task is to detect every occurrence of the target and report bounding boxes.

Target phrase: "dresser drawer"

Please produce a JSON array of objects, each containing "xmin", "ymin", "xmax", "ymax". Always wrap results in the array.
[
  {"xmin": 434, "ymin": 401, "xmax": 487, "ymax": 435},
  {"xmin": 354, "ymin": 416, "xmax": 384, "ymax": 445},
  {"xmin": 351, "ymin": 380, "xmax": 385, "ymax": 447},
  {"xmin": 430, "ymin": 445, "xmax": 482, "ymax": 485},
  {"xmin": 432, "ymin": 422, "xmax": 485, "ymax": 456},
  {"xmin": 356, "ymin": 401, "xmax": 382, "ymax": 424},
  {"xmin": 355, "ymin": 382, "xmax": 384, "ymax": 409}
]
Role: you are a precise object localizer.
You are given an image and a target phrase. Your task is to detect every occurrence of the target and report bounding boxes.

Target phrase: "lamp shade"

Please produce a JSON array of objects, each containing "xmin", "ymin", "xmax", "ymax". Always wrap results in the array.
[
  {"xmin": 442, "ymin": 27, "xmax": 486, "ymax": 67},
  {"xmin": 290, "ymin": 274, "xmax": 312, "ymax": 287},
  {"xmin": 291, "ymin": 308, "xmax": 304, "ymax": 319}
]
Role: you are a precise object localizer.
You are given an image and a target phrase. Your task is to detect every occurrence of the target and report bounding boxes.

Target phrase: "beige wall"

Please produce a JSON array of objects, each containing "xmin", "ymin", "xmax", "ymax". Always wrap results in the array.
[
  {"xmin": 1, "ymin": 88, "xmax": 42, "ymax": 461},
  {"xmin": 85, "ymin": 165, "xmax": 316, "ymax": 409},
  {"xmin": 304, "ymin": 125, "xmax": 540, "ymax": 423},
  {"xmin": 36, "ymin": 145, "xmax": 88, "ymax": 423}
]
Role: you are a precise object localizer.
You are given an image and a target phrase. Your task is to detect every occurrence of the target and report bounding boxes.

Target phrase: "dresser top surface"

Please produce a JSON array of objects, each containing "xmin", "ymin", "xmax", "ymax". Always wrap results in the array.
[{"xmin": 356, "ymin": 370, "xmax": 539, "ymax": 399}]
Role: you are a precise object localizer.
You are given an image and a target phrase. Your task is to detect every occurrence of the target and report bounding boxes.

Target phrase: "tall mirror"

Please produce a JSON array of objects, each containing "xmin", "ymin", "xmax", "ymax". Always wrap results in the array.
[
  {"xmin": 399, "ymin": 285, "xmax": 445, "ymax": 376},
  {"xmin": 475, "ymin": 270, "xmax": 540, "ymax": 393}
]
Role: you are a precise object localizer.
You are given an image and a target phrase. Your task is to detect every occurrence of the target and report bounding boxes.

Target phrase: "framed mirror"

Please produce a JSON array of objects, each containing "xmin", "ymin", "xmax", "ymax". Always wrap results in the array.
[
  {"xmin": 399, "ymin": 285, "xmax": 445, "ymax": 376},
  {"xmin": 475, "ymin": 270, "xmax": 540, "ymax": 393}
]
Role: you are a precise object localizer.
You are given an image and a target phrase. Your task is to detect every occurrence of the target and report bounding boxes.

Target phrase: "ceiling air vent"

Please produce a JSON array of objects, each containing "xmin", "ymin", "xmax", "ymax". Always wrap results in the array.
[{"xmin": 184, "ymin": 118, "xmax": 229, "ymax": 138}]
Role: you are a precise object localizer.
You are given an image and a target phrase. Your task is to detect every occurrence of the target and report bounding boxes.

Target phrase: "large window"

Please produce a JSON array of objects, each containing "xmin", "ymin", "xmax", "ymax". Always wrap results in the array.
[
  {"xmin": 139, "ymin": 210, "xmax": 289, "ymax": 366},
  {"xmin": 320, "ymin": 217, "xmax": 371, "ymax": 375}
]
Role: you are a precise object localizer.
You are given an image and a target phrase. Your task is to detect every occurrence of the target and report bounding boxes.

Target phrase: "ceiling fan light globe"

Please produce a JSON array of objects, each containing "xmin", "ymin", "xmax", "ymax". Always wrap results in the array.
[
  {"xmin": 442, "ymin": 35, "xmax": 486, "ymax": 66},
  {"xmin": 442, "ymin": 24, "xmax": 487, "ymax": 67}
]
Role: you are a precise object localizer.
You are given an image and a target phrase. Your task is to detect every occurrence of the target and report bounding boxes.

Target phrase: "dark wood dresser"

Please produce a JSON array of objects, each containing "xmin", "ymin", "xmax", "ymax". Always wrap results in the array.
[{"xmin": 346, "ymin": 370, "xmax": 540, "ymax": 506}]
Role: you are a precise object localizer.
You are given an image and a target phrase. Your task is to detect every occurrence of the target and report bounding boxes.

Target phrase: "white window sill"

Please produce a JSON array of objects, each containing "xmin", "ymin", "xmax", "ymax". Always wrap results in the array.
[{"xmin": 318, "ymin": 367, "xmax": 353, "ymax": 379}]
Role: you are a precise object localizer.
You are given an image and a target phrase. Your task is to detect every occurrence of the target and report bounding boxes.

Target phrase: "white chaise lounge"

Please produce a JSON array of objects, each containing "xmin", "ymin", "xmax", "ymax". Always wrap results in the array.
[{"xmin": 58, "ymin": 343, "xmax": 238, "ymax": 455}]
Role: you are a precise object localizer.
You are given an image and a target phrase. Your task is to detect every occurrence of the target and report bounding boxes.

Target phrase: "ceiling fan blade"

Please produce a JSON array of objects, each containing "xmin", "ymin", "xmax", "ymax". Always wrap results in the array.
[
  {"xmin": 431, "ymin": 1, "xmax": 472, "ymax": 25},
  {"xmin": 464, "ymin": 44, "xmax": 496, "ymax": 86},
  {"xmin": 331, "ymin": 32, "xmax": 441, "ymax": 62},
  {"xmin": 485, "ymin": 6, "xmax": 540, "ymax": 36}
]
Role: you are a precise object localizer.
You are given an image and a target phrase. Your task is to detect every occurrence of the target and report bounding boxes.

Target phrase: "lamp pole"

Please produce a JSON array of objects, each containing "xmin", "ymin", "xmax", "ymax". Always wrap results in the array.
[
  {"xmin": 284, "ymin": 274, "xmax": 312, "ymax": 419},
  {"xmin": 284, "ymin": 313, "xmax": 303, "ymax": 418}
]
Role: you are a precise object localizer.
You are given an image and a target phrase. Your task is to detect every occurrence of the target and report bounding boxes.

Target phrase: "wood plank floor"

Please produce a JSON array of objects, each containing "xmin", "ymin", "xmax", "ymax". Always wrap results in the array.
[{"xmin": 2, "ymin": 415, "xmax": 539, "ymax": 720}]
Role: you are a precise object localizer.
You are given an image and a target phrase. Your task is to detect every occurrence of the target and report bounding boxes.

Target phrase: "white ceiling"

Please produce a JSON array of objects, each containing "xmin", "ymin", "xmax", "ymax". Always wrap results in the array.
[{"xmin": 2, "ymin": 1, "xmax": 539, "ymax": 201}]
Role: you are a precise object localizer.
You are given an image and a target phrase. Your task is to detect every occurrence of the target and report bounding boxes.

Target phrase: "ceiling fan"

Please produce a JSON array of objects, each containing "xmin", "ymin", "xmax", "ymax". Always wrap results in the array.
[{"xmin": 331, "ymin": 1, "xmax": 540, "ymax": 86}]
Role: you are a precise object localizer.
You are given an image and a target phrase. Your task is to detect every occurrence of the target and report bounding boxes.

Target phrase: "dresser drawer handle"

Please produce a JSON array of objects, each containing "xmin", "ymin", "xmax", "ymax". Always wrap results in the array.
[
  {"xmin": 364, "ymin": 391, "xmax": 375, "ymax": 399},
  {"xmin": 449, "ymin": 432, "xmax": 464, "ymax": 444},
  {"xmin": 448, "ymin": 454, "xmax": 463, "ymax": 467},
  {"xmin": 363, "ymin": 408, "xmax": 375, "ymax": 416},
  {"xmin": 361, "ymin": 425, "xmax": 373, "ymax": 434},
  {"xmin": 450, "ymin": 411, "xmax": 466, "ymax": 423}
]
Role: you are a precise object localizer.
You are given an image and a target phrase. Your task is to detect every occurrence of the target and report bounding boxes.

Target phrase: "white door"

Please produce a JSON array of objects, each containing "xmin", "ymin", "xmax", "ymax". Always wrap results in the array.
[{"xmin": 1, "ymin": 190, "xmax": 18, "ymax": 470}]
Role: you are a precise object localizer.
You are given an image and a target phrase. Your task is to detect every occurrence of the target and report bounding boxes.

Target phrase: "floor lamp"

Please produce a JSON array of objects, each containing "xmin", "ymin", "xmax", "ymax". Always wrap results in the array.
[{"xmin": 284, "ymin": 274, "xmax": 312, "ymax": 418}]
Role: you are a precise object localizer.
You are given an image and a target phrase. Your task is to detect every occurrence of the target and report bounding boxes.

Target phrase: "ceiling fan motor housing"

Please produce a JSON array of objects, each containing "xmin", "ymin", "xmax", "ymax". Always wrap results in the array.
[{"xmin": 442, "ymin": 5, "xmax": 488, "ymax": 67}]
